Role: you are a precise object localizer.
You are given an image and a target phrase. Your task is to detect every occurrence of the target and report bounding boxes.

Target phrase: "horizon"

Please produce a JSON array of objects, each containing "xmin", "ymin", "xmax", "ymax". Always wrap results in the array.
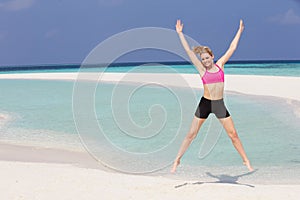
[{"xmin": 1, "ymin": 59, "xmax": 300, "ymax": 69}]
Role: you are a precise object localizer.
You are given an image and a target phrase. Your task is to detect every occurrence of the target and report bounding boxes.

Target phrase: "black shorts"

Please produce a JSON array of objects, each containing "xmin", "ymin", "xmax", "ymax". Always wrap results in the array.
[{"xmin": 195, "ymin": 97, "xmax": 230, "ymax": 119}]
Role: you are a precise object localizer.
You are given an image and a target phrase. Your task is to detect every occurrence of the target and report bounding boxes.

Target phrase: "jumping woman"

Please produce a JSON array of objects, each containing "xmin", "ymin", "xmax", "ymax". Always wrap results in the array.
[{"xmin": 171, "ymin": 19, "xmax": 253, "ymax": 173}]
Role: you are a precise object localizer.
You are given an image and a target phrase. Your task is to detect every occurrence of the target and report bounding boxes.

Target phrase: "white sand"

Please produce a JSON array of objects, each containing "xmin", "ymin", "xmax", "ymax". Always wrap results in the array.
[
  {"xmin": 0, "ymin": 72, "xmax": 299, "ymax": 199},
  {"xmin": 1, "ymin": 72, "xmax": 300, "ymax": 100},
  {"xmin": 0, "ymin": 160, "xmax": 299, "ymax": 200}
]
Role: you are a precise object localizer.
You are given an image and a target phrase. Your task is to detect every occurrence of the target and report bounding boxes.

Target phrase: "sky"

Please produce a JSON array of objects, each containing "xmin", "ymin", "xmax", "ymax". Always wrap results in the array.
[{"xmin": 0, "ymin": 0, "xmax": 300, "ymax": 66}]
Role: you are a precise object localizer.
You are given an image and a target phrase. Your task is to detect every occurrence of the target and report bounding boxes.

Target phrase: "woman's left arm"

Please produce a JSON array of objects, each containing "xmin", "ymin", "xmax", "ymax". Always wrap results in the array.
[{"xmin": 217, "ymin": 19, "xmax": 244, "ymax": 68}]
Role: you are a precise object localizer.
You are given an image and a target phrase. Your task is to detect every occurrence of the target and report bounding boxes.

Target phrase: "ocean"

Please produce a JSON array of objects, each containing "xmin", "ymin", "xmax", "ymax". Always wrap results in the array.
[
  {"xmin": 0, "ymin": 60, "xmax": 299, "ymax": 184},
  {"xmin": 1, "ymin": 60, "xmax": 300, "ymax": 76}
]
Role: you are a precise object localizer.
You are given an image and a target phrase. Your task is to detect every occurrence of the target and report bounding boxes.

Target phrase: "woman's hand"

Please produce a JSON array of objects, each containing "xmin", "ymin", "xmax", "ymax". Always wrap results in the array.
[
  {"xmin": 239, "ymin": 19, "xmax": 244, "ymax": 32},
  {"xmin": 217, "ymin": 19, "xmax": 245, "ymax": 66},
  {"xmin": 176, "ymin": 19, "xmax": 183, "ymax": 33}
]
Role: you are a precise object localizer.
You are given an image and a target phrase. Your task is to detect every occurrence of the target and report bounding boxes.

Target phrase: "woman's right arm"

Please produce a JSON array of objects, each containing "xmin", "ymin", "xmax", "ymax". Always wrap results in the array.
[{"xmin": 176, "ymin": 20, "xmax": 204, "ymax": 74}]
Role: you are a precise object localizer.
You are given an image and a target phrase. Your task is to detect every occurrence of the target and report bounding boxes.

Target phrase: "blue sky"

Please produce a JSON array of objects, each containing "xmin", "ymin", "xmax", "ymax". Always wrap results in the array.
[{"xmin": 0, "ymin": 0, "xmax": 300, "ymax": 65}]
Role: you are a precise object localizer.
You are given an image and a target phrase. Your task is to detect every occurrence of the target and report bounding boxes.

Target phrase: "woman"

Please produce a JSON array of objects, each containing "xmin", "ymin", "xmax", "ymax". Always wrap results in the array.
[{"xmin": 171, "ymin": 19, "xmax": 253, "ymax": 173}]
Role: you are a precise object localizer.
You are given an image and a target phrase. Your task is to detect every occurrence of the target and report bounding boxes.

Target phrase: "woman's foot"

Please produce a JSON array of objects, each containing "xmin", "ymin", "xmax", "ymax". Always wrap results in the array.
[
  {"xmin": 243, "ymin": 160, "xmax": 254, "ymax": 172},
  {"xmin": 170, "ymin": 159, "xmax": 180, "ymax": 173}
]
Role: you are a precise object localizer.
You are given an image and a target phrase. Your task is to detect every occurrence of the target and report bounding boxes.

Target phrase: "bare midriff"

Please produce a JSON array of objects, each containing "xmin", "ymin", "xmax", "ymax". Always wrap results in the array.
[{"xmin": 203, "ymin": 82, "xmax": 224, "ymax": 100}]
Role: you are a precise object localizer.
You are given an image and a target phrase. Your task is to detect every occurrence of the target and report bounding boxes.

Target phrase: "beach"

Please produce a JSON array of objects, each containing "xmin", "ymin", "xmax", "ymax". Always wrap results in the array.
[
  {"xmin": 1, "ymin": 160, "xmax": 299, "ymax": 200},
  {"xmin": 0, "ymin": 72, "xmax": 299, "ymax": 200}
]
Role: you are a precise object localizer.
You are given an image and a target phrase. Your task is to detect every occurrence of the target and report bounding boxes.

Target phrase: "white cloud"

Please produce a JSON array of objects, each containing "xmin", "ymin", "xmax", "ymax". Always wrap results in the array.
[
  {"xmin": 268, "ymin": 9, "xmax": 300, "ymax": 25},
  {"xmin": 0, "ymin": 0, "xmax": 35, "ymax": 11}
]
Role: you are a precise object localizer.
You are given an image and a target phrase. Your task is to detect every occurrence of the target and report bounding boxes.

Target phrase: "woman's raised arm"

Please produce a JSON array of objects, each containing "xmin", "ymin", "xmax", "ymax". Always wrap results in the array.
[
  {"xmin": 176, "ymin": 20, "xmax": 204, "ymax": 74},
  {"xmin": 217, "ymin": 19, "xmax": 245, "ymax": 68}
]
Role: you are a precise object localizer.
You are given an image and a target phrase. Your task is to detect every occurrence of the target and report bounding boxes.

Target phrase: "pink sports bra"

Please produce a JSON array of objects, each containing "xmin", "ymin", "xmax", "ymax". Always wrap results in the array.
[{"xmin": 201, "ymin": 64, "xmax": 224, "ymax": 84}]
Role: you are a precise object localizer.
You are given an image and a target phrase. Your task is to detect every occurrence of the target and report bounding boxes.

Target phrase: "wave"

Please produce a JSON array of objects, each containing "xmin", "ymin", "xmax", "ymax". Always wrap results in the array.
[{"xmin": 0, "ymin": 111, "xmax": 17, "ymax": 130}]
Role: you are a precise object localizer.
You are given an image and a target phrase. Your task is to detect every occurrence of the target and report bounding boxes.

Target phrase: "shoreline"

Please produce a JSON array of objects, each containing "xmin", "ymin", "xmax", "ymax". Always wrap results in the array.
[
  {"xmin": 0, "ymin": 141, "xmax": 299, "ymax": 199},
  {"xmin": 0, "ymin": 141, "xmax": 299, "ymax": 184},
  {"xmin": 1, "ymin": 72, "xmax": 299, "ymax": 199},
  {"xmin": 0, "ymin": 142, "xmax": 103, "ymax": 170}
]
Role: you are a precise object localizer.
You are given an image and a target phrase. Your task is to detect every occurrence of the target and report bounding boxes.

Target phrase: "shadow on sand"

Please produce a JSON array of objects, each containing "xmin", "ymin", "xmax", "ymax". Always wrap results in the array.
[{"xmin": 175, "ymin": 169, "xmax": 258, "ymax": 189}]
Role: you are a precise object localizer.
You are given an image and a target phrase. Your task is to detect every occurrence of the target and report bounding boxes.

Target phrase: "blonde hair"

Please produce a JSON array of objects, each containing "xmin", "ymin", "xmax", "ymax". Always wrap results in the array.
[{"xmin": 193, "ymin": 46, "xmax": 213, "ymax": 57}]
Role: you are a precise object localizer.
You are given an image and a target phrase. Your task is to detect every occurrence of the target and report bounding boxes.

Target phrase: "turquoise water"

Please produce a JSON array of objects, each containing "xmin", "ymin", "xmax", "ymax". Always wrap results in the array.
[
  {"xmin": 1, "ymin": 61, "xmax": 300, "ymax": 77},
  {"xmin": 0, "ymin": 62, "xmax": 300, "ymax": 183},
  {"xmin": 0, "ymin": 80, "xmax": 81, "ymax": 150}
]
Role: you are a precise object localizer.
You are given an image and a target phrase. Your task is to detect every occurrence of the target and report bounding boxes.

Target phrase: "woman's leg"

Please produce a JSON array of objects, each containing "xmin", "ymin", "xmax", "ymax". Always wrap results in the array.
[
  {"xmin": 219, "ymin": 116, "xmax": 253, "ymax": 171},
  {"xmin": 171, "ymin": 116, "xmax": 206, "ymax": 173}
]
